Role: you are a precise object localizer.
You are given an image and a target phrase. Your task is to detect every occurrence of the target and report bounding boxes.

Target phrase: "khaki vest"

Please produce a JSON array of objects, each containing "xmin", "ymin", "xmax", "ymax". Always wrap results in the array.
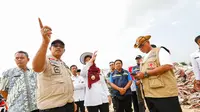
[
  {"xmin": 141, "ymin": 48, "xmax": 178, "ymax": 98},
  {"xmin": 37, "ymin": 55, "xmax": 74, "ymax": 110}
]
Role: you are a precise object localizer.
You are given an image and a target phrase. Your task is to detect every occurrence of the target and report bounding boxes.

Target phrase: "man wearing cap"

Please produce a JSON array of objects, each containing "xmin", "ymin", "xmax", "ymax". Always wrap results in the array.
[
  {"xmin": 134, "ymin": 35, "xmax": 182, "ymax": 112},
  {"xmin": 130, "ymin": 55, "xmax": 144, "ymax": 112},
  {"xmin": 190, "ymin": 35, "xmax": 200, "ymax": 92},
  {"xmin": 32, "ymin": 19, "xmax": 75, "ymax": 112},
  {"xmin": 80, "ymin": 51, "xmax": 111, "ymax": 112},
  {"xmin": 0, "ymin": 51, "xmax": 38, "ymax": 112}
]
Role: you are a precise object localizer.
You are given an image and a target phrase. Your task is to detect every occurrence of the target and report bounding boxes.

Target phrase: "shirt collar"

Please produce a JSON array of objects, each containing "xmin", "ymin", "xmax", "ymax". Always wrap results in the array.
[
  {"xmin": 71, "ymin": 74, "xmax": 79, "ymax": 78},
  {"xmin": 114, "ymin": 68, "xmax": 125, "ymax": 74},
  {"xmin": 47, "ymin": 55, "xmax": 62, "ymax": 61},
  {"xmin": 16, "ymin": 67, "xmax": 30, "ymax": 72}
]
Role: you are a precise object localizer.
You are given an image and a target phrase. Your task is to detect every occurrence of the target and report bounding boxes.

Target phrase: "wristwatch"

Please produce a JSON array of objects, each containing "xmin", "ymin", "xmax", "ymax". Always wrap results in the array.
[{"xmin": 144, "ymin": 71, "xmax": 149, "ymax": 78}]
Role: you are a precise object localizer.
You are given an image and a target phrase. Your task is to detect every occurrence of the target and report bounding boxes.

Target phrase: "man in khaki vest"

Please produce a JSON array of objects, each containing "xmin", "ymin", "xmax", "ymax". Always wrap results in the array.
[
  {"xmin": 133, "ymin": 35, "xmax": 182, "ymax": 112},
  {"xmin": 32, "ymin": 18, "xmax": 76, "ymax": 112}
]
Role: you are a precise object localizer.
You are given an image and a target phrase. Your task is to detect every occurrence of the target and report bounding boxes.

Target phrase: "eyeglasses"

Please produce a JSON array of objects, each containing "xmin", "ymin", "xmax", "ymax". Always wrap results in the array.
[
  {"xmin": 52, "ymin": 44, "xmax": 64, "ymax": 48},
  {"xmin": 139, "ymin": 41, "xmax": 147, "ymax": 48}
]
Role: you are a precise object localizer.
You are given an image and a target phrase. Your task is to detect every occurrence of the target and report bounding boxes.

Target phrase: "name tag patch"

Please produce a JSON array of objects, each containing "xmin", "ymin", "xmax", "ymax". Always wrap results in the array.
[{"xmin": 54, "ymin": 66, "xmax": 61, "ymax": 74}]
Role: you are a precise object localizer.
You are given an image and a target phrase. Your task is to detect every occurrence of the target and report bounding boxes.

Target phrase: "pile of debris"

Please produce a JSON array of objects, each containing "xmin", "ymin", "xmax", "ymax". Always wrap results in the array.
[{"xmin": 174, "ymin": 63, "xmax": 200, "ymax": 109}]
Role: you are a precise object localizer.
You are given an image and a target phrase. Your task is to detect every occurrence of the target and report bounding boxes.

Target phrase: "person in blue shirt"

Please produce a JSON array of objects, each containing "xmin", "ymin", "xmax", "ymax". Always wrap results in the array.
[
  {"xmin": 110, "ymin": 59, "xmax": 132, "ymax": 112},
  {"xmin": 131, "ymin": 55, "xmax": 145, "ymax": 112}
]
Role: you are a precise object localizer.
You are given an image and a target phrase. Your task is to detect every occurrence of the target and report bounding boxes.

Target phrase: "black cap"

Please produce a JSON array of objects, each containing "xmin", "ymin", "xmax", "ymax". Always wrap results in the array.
[
  {"xmin": 135, "ymin": 55, "xmax": 142, "ymax": 60},
  {"xmin": 51, "ymin": 39, "xmax": 65, "ymax": 47}
]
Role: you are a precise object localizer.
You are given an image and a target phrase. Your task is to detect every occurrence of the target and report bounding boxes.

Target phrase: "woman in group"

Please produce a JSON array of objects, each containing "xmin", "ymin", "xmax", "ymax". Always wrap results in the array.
[{"xmin": 80, "ymin": 51, "xmax": 111, "ymax": 112}]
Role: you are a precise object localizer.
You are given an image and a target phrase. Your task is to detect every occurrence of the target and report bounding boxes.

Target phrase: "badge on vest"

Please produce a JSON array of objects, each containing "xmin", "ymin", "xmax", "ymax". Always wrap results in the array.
[
  {"xmin": 49, "ymin": 60, "xmax": 59, "ymax": 65},
  {"xmin": 53, "ymin": 66, "xmax": 61, "ymax": 74},
  {"xmin": 147, "ymin": 62, "xmax": 156, "ymax": 70},
  {"xmin": 49, "ymin": 59, "xmax": 62, "ymax": 75},
  {"xmin": 91, "ymin": 75, "xmax": 95, "ymax": 80}
]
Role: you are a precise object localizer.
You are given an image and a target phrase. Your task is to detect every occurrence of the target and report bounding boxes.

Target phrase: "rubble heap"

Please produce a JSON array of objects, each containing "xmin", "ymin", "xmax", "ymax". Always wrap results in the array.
[{"xmin": 174, "ymin": 63, "xmax": 200, "ymax": 109}]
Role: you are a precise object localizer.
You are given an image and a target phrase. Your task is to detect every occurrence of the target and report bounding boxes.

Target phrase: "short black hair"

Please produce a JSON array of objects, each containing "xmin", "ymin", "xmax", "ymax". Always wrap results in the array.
[
  {"xmin": 70, "ymin": 65, "xmax": 77, "ymax": 70},
  {"xmin": 114, "ymin": 59, "xmax": 123, "ymax": 65},
  {"xmin": 15, "ymin": 51, "xmax": 29, "ymax": 58},
  {"xmin": 109, "ymin": 61, "xmax": 114, "ymax": 65},
  {"xmin": 195, "ymin": 35, "xmax": 200, "ymax": 44}
]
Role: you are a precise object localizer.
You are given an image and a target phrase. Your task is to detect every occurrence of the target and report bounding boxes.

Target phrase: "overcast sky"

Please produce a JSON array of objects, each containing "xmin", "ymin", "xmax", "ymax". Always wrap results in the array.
[{"xmin": 0, "ymin": 0, "xmax": 198, "ymax": 72}]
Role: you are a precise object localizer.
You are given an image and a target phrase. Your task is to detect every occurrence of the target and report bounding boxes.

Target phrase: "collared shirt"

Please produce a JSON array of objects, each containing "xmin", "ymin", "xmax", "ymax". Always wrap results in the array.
[
  {"xmin": 110, "ymin": 69, "xmax": 132, "ymax": 84},
  {"xmin": 71, "ymin": 74, "xmax": 85, "ymax": 102},
  {"xmin": 80, "ymin": 62, "xmax": 110, "ymax": 106},
  {"xmin": 110, "ymin": 69, "xmax": 132, "ymax": 96},
  {"xmin": 37, "ymin": 55, "xmax": 74, "ymax": 110},
  {"xmin": 0, "ymin": 67, "xmax": 37, "ymax": 112},
  {"xmin": 191, "ymin": 50, "xmax": 200, "ymax": 80}
]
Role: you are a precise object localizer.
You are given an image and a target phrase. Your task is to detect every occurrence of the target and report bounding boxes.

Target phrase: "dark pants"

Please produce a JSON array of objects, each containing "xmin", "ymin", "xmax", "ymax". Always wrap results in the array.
[
  {"xmin": 39, "ymin": 103, "xmax": 74, "ymax": 112},
  {"xmin": 75, "ymin": 101, "xmax": 85, "ymax": 112},
  {"xmin": 145, "ymin": 96, "xmax": 182, "ymax": 112},
  {"xmin": 138, "ymin": 101, "xmax": 145, "ymax": 112},
  {"xmin": 136, "ymin": 87, "xmax": 145, "ymax": 112},
  {"xmin": 114, "ymin": 95, "xmax": 132, "ymax": 112},
  {"xmin": 111, "ymin": 96, "xmax": 117, "ymax": 112},
  {"xmin": 132, "ymin": 91, "xmax": 139, "ymax": 112},
  {"xmin": 87, "ymin": 103, "xmax": 109, "ymax": 112}
]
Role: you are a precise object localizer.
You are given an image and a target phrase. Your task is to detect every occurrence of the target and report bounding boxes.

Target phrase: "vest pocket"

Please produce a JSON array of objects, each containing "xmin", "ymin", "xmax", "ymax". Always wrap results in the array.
[
  {"xmin": 148, "ymin": 76, "xmax": 165, "ymax": 89},
  {"xmin": 51, "ymin": 76, "xmax": 65, "ymax": 95},
  {"xmin": 51, "ymin": 83, "xmax": 65, "ymax": 96}
]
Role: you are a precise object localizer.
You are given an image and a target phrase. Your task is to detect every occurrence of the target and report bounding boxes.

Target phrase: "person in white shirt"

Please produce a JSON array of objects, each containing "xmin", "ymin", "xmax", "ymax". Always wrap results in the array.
[
  {"xmin": 80, "ymin": 51, "xmax": 111, "ymax": 112},
  {"xmin": 190, "ymin": 35, "xmax": 200, "ymax": 91},
  {"xmin": 70, "ymin": 65, "xmax": 86, "ymax": 112}
]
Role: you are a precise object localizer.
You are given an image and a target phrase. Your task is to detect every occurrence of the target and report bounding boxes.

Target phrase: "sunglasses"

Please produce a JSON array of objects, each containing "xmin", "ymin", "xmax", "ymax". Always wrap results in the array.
[{"xmin": 52, "ymin": 44, "xmax": 64, "ymax": 48}]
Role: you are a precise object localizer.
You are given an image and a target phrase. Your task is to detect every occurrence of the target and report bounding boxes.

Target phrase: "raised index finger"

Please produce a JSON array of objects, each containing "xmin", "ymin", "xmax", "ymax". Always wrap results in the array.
[
  {"xmin": 94, "ymin": 50, "xmax": 98, "ymax": 55},
  {"xmin": 38, "ymin": 17, "xmax": 43, "ymax": 29}
]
